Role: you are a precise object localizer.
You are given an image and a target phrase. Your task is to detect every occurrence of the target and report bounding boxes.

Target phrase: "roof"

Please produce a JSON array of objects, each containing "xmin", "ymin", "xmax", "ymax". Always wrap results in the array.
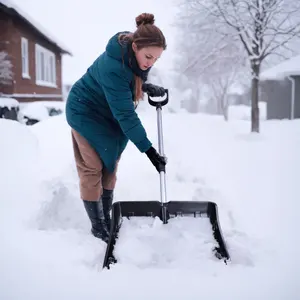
[
  {"xmin": 0, "ymin": 0, "xmax": 72, "ymax": 55},
  {"xmin": 260, "ymin": 55, "xmax": 300, "ymax": 81}
]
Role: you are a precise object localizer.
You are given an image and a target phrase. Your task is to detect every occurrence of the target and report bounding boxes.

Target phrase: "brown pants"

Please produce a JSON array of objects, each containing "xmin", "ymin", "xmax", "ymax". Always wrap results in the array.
[{"xmin": 71, "ymin": 129, "xmax": 119, "ymax": 201}]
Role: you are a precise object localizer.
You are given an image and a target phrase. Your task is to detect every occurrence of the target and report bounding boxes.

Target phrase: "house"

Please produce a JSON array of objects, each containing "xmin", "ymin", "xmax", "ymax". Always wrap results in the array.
[
  {"xmin": 0, "ymin": 0, "xmax": 72, "ymax": 103},
  {"xmin": 260, "ymin": 55, "xmax": 300, "ymax": 120}
]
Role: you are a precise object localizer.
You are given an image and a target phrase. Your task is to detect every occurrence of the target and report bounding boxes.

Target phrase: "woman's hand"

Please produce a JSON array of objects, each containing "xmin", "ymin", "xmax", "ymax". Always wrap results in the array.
[{"xmin": 145, "ymin": 146, "xmax": 167, "ymax": 173}]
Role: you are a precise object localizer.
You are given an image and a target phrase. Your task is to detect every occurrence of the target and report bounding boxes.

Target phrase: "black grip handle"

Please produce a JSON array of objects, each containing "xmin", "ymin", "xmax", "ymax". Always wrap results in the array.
[
  {"xmin": 142, "ymin": 83, "xmax": 169, "ymax": 108},
  {"xmin": 148, "ymin": 89, "xmax": 168, "ymax": 107}
]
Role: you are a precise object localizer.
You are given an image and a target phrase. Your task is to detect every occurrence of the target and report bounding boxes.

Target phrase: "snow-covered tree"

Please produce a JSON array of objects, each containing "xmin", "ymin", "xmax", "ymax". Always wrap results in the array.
[
  {"xmin": 0, "ymin": 51, "xmax": 13, "ymax": 85},
  {"xmin": 198, "ymin": 40, "xmax": 248, "ymax": 120},
  {"xmin": 173, "ymin": 2, "xmax": 249, "ymax": 116},
  {"xmin": 174, "ymin": 0, "xmax": 300, "ymax": 132}
]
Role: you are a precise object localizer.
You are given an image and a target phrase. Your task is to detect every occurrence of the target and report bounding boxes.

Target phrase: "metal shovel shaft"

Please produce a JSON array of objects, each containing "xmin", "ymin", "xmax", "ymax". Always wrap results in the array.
[
  {"xmin": 156, "ymin": 106, "xmax": 168, "ymax": 223},
  {"xmin": 145, "ymin": 88, "xmax": 169, "ymax": 223}
]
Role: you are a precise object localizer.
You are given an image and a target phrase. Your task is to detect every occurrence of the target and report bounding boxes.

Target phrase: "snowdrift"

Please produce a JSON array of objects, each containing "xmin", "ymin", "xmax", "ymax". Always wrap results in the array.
[{"xmin": 0, "ymin": 112, "xmax": 299, "ymax": 299}]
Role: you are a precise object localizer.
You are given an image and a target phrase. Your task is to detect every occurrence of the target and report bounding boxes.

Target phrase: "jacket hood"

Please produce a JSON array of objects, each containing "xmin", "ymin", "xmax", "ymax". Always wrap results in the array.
[{"xmin": 105, "ymin": 31, "xmax": 131, "ymax": 64}]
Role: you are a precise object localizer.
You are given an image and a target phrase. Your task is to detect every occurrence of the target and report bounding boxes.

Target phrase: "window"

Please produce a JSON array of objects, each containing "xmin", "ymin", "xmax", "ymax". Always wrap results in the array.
[
  {"xmin": 35, "ymin": 44, "xmax": 56, "ymax": 87},
  {"xmin": 21, "ymin": 37, "xmax": 29, "ymax": 78}
]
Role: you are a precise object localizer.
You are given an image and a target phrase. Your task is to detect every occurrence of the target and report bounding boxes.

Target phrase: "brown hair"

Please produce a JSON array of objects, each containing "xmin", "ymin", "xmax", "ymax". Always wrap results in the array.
[{"xmin": 119, "ymin": 13, "xmax": 167, "ymax": 104}]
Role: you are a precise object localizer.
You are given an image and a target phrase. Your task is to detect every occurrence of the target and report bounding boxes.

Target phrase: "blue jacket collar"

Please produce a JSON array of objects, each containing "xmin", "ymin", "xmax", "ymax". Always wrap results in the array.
[{"xmin": 106, "ymin": 32, "xmax": 151, "ymax": 82}]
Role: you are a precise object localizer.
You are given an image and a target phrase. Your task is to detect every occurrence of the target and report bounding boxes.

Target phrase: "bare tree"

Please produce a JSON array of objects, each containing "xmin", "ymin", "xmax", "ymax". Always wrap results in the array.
[
  {"xmin": 206, "ymin": 72, "xmax": 238, "ymax": 120},
  {"xmin": 0, "ymin": 51, "xmax": 13, "ymax": 85},
  {"xmin": 176, "ymin": 0, "xmax": 300, "ymax": 132},
  {"xmin": 199, "ymin": 39, "xmax": 248, "ymax": 120},
  {"xmin": 173, "ymin": 2, "xmax": 249, "ymax": 115}
]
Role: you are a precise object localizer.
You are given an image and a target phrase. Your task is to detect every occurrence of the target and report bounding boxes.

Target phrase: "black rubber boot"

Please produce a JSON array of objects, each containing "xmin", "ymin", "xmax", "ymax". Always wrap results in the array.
[
  {"xmin": 83, "ymin": 200, "xmax": 109, "ymax": 243},
  {"xmin": 102, "ymin": 189, "xmax": 114, "ymax": 233}
]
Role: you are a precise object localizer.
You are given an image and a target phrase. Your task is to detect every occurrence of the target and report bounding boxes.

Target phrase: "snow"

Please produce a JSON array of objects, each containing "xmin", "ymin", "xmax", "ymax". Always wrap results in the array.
[
  {"xmin": 1, "ymin": 107, "xmax": 300, "ymax": 299},
  {"xmin": 0, "ymin": 97, "xmax": 19, "ymax": 109},
  {"xmin": 260, "ymin": 55, "xmax": 300, "ymax": 80},
  {"xmin": 18, "ymin": 101, "xmax": 66, "ymax": 122},
  {"xmin": 1, "ymin": 0, "xmax": 71, "ymax": 55},
  {"xmin": 228, "ymin": 102, "xmax": 266, "ymax": 121},
  {"xmin": 19, "ymin": 102, "xmax": 49, "ymax": 121},
  {"xmin": 114, "ymin": 216, "xmax": 216, "ymax": 268}
]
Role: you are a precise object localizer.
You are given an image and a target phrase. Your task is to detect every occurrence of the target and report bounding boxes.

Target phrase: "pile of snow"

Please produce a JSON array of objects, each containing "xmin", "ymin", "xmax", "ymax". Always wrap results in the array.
[
  {"xmin": 0, "ymin": 97, "xmax": 19, "ymax": 109},
  {"xmin": 114, "ymin": 216, "xmax": 216, "ymax": 268},
  {"xmin": 19, "ymin": 101, "xmax": 49, "ymax": 122},
  {"xmin": 228, "ymin": 102, "xmax": 267, "ymax": 120},
  {"xmin": 0, "ymin": 109, "xmax": 299, "ymax": 299},
  {"xmin": 18, "ymin": 101, "xmax": 66, "ymax": 123},
  {"xmin": 0, "ymin": 119, "xmax": 39, "ymax": 227}
]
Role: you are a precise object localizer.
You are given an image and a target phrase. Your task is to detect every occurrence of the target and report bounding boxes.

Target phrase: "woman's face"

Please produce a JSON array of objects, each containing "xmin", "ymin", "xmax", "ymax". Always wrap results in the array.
[{"xmin": 132, "ymin": 43, "xmax": 163, "ymax": 70}]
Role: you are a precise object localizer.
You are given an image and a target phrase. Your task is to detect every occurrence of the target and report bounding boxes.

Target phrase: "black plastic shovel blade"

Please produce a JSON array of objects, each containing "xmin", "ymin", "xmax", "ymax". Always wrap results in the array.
[
  {"xmin": 166, "ymin": 201, "xmax": 230, "ymax": 262},
  {"xmin": 102, "ymin": 201, "xmax": 162, "ymax": 268},
  {"xmin": 102, "ymin": 200, "xmax": 230, "ymax": 269}
]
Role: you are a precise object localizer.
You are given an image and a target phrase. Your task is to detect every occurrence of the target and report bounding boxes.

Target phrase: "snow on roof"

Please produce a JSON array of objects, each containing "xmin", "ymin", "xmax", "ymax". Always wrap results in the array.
[
  {"xmin": 0, "ymin": 0, "xmax": 72, "ymax": 55},
  {"xmin": 260, "ymin": 55, "xmax": 300, "ymax": 81}
]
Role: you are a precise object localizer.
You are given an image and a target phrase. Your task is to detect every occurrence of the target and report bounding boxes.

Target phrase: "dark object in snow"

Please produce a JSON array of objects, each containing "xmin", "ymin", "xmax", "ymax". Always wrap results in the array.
[
  {"xmin": 102, "ymin": 86, "xmax": 230, "ymax": 269},
  {"xmin": 23, "ymin": 117, "xmax": 39, "ymax": 125},
  {"xmin": 0, "ymin": 106, "xmax": 19, "ymax": 120},
  {"xmin": 0, "ymin": 98, "xmax": 19, "ymax": 120},
  {"xmin": 48, "ymin": 108, "xmax": 63, "ymax": 116}
]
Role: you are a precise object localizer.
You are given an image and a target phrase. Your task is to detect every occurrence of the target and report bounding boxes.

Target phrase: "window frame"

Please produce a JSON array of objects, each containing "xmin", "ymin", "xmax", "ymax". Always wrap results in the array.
[
  {"xmin": 21, "ymin": 37, "xmax": 30, "ymax": 78},
  {"xmin": 35, "ymin": 44, "xmax": 56, "ymax": 87}
]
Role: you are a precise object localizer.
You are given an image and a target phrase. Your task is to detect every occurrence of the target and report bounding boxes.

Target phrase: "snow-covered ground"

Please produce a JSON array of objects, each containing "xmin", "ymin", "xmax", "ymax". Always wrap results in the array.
[
  {"xmin": 228, "ymin": 102, "xmax": 267, "ymax": 121},
  {"xmin": 1, "ymin": 105, "xmax": 299, "ymax": 299}
]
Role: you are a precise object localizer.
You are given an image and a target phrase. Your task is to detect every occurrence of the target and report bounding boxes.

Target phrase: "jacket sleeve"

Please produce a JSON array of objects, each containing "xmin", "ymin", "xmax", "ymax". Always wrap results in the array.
[{"xmin": 101, "ymin": 70, "xmax": 152, "ymax": 153}]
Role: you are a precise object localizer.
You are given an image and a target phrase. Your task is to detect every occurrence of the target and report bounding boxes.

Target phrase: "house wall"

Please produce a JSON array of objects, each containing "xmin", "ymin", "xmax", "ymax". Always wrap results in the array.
[
  {"xmin": 260, "ymin": 78, "xmax": 292, "ymax": 120},
  {"xmin": 293, "ymin": 76, "xmax": 300, "ymax": 119},
  {"xmin": 0, "ymin": 10, "xmax": 14, "ymax": 95},
  {"xmin": 1, "ymin": 11, "xmax": 63, "ymax": 102}
]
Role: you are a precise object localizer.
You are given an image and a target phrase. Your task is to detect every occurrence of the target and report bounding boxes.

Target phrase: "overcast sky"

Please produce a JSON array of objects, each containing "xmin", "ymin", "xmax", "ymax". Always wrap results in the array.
[{"xmin": 11, "ymin": 0, "xmax": 177, "ymax": 84}]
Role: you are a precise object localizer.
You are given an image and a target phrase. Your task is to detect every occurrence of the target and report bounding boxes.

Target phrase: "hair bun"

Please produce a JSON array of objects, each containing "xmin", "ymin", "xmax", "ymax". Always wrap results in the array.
[{"xmin": 136, "ymin": 13, "xmax": 155, "ymax": 27}]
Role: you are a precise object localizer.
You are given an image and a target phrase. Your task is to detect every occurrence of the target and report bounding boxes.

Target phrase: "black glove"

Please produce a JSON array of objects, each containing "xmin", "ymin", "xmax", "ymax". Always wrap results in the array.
[
  {"xmin": 145, "ymin": 146, "xmax": 167, "ymax": 173},
  {"xmin": 142, "ymin": 83, "xmax": 166, "ymax": 97}
]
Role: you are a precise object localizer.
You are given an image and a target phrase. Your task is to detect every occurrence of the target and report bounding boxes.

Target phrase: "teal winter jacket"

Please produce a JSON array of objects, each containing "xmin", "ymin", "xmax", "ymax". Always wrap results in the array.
[{"xmin": 65, "ymin": 32, "xmax": 152, "ymax": 172}]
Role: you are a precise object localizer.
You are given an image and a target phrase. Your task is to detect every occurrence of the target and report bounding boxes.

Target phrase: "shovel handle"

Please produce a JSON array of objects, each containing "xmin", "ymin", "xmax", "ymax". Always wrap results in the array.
[
  {"xmin": 155, "ymin": 94, "xmax": 167, "ymax": 208},
  {"xmin": 143, "ymin": 84, "xmax": 169, "ymax": 211},
  {"xmin": 147, "ymin": 89, "xmax": 169, "ymax": 108}
]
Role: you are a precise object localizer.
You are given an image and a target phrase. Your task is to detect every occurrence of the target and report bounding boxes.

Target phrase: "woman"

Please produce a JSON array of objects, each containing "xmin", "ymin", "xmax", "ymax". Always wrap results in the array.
[{"xmin": 65, "ymin": 13, "xmax": 167, "ymax": 242}]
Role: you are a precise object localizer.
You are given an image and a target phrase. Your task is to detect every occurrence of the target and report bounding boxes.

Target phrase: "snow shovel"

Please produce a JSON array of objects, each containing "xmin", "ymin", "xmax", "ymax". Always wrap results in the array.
[{"xmin": 102, "ymin": 85, "xmax": 230, "ymax": 269}]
